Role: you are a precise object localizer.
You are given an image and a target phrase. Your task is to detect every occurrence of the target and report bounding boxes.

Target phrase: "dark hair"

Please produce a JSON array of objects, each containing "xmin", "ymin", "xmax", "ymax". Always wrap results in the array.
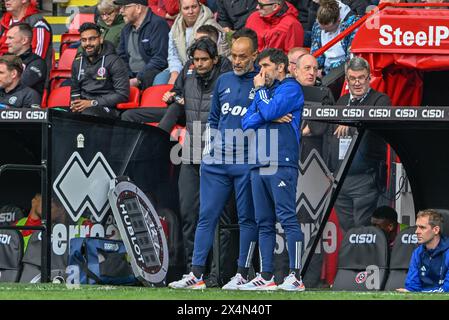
[
  {"xmin": 258, "ymin": 48, "xmax": 288, "ymax": 74},
  {"xmin": 372, "ymin": 206, "xmax": 398, "ymax": 224},
  {"xmin": 196, "ymin": 24, "xmax": 219, "ymax": 43},
  {"xmin": 232, "ymin": 28, "xmax": 258, "ymax": 53},
  {"xmin": 10, "ymin": 22, "xmax": 33, "ymax": 39},
  {"xmin": 0, "ymin": 54, "xmax": 23, "ymax": 75},
  {"xmin": 317, "ymin": 0, "xmax": 340, "ymax": 26},
  {"xmin": 79, "ymin": 22, "xmax": 102, "ymax": 36},
  {"xmin": 345, "ymin": 56, "xmax": 370, "ymax": 75},
  {"xmin": 188, "ymin": 37, "xmax": 218, "ymax": 60}
]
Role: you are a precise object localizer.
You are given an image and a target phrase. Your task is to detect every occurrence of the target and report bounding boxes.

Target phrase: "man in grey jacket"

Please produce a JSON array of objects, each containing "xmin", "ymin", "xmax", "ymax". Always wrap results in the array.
[{"xmin": 71, "ymin": 23, "xmax": 129, "ymax": 118}]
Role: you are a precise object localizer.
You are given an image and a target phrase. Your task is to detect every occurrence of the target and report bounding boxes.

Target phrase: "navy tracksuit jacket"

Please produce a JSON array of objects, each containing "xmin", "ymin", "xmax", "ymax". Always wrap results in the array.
[
  {"xmin": 191, "ymin": 70, "xmax": 259, "ymax": 269},
  {"xmin": 242, "ymin": 77, "xmax": 304, "ymax": 273}
]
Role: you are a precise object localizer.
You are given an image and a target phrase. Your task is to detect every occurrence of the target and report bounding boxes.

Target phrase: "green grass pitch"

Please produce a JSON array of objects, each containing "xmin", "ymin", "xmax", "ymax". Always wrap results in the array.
[{"xmin": 0, "ymin": 283, "xmax": 448, "ymax": 300}]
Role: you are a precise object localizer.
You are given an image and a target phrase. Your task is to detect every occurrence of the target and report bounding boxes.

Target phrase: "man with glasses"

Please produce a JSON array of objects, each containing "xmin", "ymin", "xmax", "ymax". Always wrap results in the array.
[
  {"xmin": 97, "ymin": 0, "xmax": 125, "ymax": 48},
  {"xmin": 70, "ymin": 23, "xmax": 129, "ymax": 118},
  {"xmin": 245, "ymin": 0, "xmax": 304, "ymax": 54},
  {"xmin": 114, "ymin": 0, "xmax": 169, "ymax": 89},
  {"xmin": 324, "ymin": 56, "xmax": 391, "ymax": 233}
]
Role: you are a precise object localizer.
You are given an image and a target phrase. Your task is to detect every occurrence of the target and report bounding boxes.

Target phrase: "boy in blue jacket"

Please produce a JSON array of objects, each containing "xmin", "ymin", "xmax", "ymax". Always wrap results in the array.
[
  {"xmin": 240, "ymin": 48, "xmax": 305, "ymax": 291},
  {"xmin": 169, "ymin": 34, "xmax": 259, "ymax": 290},
  {"xmin": 398, "ymin": 209, "xmax": 449, "ymax": 293}
]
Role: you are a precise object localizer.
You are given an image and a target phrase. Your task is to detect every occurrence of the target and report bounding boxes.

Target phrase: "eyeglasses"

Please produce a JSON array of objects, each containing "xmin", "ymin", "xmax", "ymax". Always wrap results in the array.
[
  {"xmin": 120, "ymin": 4, "xmax": 137, "ymax": 10},
  {"xmin": 257, "ymin": 1, "xmax": 279, "ymax": 8},
  {"xmin": 80, "ymin": 35, "xmax": 100, "ymax": 43},
  {"xmin": 347, "ymin": 75, "xmax": 370, "ymax": 84},
  {"xmin": 100, "ymin": 10, "xmax": 116, "ymax": 17}
]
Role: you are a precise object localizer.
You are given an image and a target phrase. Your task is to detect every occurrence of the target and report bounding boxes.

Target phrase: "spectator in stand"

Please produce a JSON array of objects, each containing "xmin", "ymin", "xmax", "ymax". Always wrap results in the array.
[
  {"xmin": 287, "ymin": 47, "xmax": 308, "ymax": 76},
  {"xmin": 97, "ymin": 0, "xmax": 125, "ymax": 49},
  {"xmin": 217, "ymin": 0, "xmax": 257, "ymax": 33},
  {"xmin": 163, "ymin": 0, "xmax": 207, "ymax": 20},
  {"xmin": 245, "ymin": 0, "xmax": 304, "ymax": 54},
  {"xmin": 71, "ymin": 23, "xmax": 129, "ymax": 118},
  {"xmin": 310, "ymin": 0, "xmax": 358, "ymax": 75},
  {"xmin": 5, "ymin": 22, "xmax": 46, "ymax": 98},
  {"xmin": 156, "ymin": 0, "xmax": 230, "ymax": 86},
  {"xmin": 0, "ymin": 0, "xmax": 52, "ymax": 74},
  {"xmin": 115, "ymin": 0, "xmax": 170, "ymax": 89},
  {"xmin": 122, "ymin": 25, "xmax": 231, "ymax": 123},
  {"xmin": 0, "ymin": 54, "xmax": 40, "ymax": 108},
  {"xmin": 15, "ymin": 193, "xmax": 41, "ymax": 252},
  {"xmin": 398, "ymin": 209, "xmax": 449, "ymax": 293}
]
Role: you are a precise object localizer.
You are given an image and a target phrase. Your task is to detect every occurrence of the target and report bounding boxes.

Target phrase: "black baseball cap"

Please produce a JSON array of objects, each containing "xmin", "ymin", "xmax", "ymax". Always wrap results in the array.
[{"xmin": 113, "ymin": 0, "xmax": 148, "ymax": 6}]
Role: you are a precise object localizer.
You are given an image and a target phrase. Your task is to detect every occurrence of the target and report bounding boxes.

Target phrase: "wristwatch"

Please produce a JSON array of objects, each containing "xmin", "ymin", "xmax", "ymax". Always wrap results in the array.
[{"xmin": 91, "ymin": 100, "xmax": 99, "ymax": 107}]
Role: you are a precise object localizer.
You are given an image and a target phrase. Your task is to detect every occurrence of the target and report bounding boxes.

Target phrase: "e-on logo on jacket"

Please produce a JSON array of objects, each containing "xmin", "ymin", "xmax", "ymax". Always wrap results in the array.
[{"xmin": 221, "ymin": 103, "xmax": 247, "ymax": 116}]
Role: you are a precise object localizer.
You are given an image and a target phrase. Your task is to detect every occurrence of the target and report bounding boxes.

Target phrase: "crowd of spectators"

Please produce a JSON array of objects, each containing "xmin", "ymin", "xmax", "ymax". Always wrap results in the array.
[{"xmin": 1, "ymin": 0, "xmax": 447, "ymax": 290}]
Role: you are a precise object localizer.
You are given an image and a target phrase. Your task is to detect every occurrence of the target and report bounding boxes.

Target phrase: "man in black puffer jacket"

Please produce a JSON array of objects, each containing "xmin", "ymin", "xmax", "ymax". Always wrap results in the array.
[{"xmin": 71, "ymin": 23, "xmax": 129, "ymax": 118}]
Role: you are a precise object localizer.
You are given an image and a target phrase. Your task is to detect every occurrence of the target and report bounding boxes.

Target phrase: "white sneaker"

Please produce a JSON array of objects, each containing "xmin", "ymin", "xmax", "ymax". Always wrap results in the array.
[
  {"xmin": 222, "ymin": 273, "xmax": 248, "ymax": 290},
  {"xmin": 278, "ymin": 272, "xmax": 306, "ymax": 291},
  {"xmin": 238, "ymin": 273, "xmax": 277, "ymax": 291},
  {"xmin": 168, "ymin": 272, "xmax": 206, "ymax": 289}
]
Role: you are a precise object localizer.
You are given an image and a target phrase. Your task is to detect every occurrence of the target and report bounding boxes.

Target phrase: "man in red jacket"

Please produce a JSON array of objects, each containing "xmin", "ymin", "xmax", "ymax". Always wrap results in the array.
[
  {"xmin": 245, "ymin": 0, "xmax": 304, "ymax": 54},
  {"xmin": 0, "ymin": 0, "xmax": 52, "ymax": 68}
]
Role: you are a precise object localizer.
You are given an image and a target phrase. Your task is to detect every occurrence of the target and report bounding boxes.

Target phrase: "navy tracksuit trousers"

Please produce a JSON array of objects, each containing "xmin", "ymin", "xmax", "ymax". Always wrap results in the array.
[
  {"xmin": 250, "ymin": 166, "xmax": 304, "ymax": 273},
  {"xmin": 192, "ymin": 163, "xmax": 258, "ymax": 269}
]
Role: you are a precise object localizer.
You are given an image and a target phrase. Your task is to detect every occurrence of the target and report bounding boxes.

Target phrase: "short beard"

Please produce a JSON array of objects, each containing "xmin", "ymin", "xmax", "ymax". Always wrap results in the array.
[{"xmin": 233, "ymin": 62, "xmax": 252, "ymax": 76}]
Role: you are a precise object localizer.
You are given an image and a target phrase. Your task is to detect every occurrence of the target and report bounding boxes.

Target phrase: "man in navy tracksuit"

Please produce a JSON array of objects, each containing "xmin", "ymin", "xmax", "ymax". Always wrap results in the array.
[
  {"xmin": 240, "ymin": 48, "xmax": 305, "ymax": 291},
  {"xmin": 169, "ymin": 34, "xmax": 259, "ymax": 290},
  {"xmin": 400, "ymin": 209, "xmax": 449, "ymax": 292}
]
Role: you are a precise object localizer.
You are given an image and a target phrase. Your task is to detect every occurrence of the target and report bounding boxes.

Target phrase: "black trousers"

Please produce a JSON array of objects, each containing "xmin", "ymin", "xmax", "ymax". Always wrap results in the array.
[
  {"xmin": 80, "ymin": 106, "xmax": 119, "ymax": 119},
  {"xmin": 120, "ymin": 102, "xmax": 185, "ymax": 130},
  {"xmin": 178, "ymin": 163, "xmax": 201, "ymax": 272},
  {"xmin": 121, "ymin": 107, "xmax": 168, "ymax": 123}
]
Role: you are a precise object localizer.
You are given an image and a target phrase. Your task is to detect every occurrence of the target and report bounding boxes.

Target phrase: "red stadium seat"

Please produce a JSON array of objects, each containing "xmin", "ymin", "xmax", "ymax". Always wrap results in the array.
[
  {"xmin": 46, "ymin": 86, "xmax": 71, "ymax": 109},
  {"xmin": 60, "ymin": 33, "xmax": 81, "ymax": 55},
  {"xmin": 51, "ymin": 48, "xmax": 56, "ymax": 70},
  {"xmin": 55, "ymin": 48, "xmax": 78, "ymax": 70},
  {"xmin": 49, "ymin": 69, "xmax": 72, "ymax": 91},
  {"xmin": 68, "ymin": 13, "xmax": 95, "ymax": 34},
  {"xmin": 116, "ymin": 86, "xmax": 141, "ymax": 109},
  {"xmin": 140, "ymin": 84, "xmax": 174, "ymax": 107},
  {"xmin": 41, "ymin": 89, "xmax": 48, "ymax": 108}
]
